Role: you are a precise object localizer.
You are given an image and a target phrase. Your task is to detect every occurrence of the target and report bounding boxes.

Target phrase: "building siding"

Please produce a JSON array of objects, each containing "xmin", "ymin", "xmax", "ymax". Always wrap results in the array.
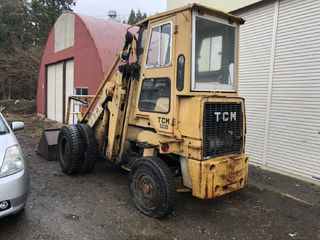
[
  {"xmin": 266, "ymin": 0, "xmax": 320, "ymax": 180},
  {"xmin": 236, "ymin": 0, "xmax": 320, "ymax": 181},
  {"xmin": 238, "ymin": 1, "xmax": 275, "ymax": 164}
]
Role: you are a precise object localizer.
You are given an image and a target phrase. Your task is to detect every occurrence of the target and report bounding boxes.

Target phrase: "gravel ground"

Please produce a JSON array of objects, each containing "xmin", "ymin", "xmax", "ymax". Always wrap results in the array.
[{"xmin": 0, "ymin": 114, "xmax": 319, "ymax": 240}]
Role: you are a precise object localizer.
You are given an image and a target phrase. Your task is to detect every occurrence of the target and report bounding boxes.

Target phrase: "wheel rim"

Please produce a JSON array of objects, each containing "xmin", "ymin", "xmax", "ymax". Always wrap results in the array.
[
  {"xmin": 134, "ymin": 171, "xmax": 159, "ymax": 210},
  {"xmin": 60, "ymin": 136, "xmax": 71, "ymax": 167}
]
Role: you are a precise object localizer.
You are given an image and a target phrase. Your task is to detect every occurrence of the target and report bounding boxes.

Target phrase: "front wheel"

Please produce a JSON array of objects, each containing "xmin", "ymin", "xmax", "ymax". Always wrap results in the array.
[
  {"xmin": 129, "ymin": 157, "xmax": 176, "ymax": 218},
  {"xmin": 76, "ymin": 124, "xmax": 98, "ymax": 173},
  {"xmin": 57, "ymin": 125, "xmax": 83, "ymax": 175}
]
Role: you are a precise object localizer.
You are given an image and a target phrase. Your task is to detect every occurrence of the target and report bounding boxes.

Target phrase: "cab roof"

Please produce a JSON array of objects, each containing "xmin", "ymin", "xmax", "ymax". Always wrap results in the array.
[{"xmin": 136, "ymin": 3, "xmax": 245, "ymax": 26}]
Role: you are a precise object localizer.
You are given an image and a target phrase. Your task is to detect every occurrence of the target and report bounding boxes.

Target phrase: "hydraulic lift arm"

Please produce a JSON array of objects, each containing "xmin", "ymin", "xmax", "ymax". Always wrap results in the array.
[{"xmin": 79, "ymin": 31, "xmax": 140, "ymax": 162}]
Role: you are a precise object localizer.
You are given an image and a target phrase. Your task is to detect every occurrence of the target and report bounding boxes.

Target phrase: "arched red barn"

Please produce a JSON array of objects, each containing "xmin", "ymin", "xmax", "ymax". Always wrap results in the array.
[{"xmin": 37, "ymin": 12, "xmax": 131, "ymax": 122}]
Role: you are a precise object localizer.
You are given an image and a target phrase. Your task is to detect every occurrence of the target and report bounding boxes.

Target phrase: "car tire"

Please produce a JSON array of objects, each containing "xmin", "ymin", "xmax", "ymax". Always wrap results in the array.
[
  {"xmin": 58, "ymin": 125, "xmax": 83, "ymax": 175},
  {"xmin": 76, "ymin": 124, "xmax": 98, "ymax": 173},
  {"xmin": 129, "ymin": 157, "xmax": 176, "ymax": 218}
]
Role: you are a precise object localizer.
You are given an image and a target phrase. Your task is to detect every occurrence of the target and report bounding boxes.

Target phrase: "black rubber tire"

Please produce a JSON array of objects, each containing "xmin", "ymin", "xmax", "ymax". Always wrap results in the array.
[
  {"xmin": 76, "ymin": 124, "xmax": 98, "ymax": 173},
  {"xmin": 58, "ymin": 125, "xmax": 83, "ymax": 175},
  {"xmin": 129, "ymin": 157, "xmax": 176, "ymax": 218}
]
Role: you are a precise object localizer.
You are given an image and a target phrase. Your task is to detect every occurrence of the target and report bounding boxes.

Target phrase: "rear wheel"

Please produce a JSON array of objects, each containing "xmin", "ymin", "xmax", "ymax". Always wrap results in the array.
[
  {"xmin": 76, "ymin": 124, "xmax": 98, "ymax": 173},
  {"xmin": 58, "ymin": 125, "xmax": 83, "ymax": 175},
  {"xmin": 129, "ymin": 157, "xmax": 176, "ymax": 218}
]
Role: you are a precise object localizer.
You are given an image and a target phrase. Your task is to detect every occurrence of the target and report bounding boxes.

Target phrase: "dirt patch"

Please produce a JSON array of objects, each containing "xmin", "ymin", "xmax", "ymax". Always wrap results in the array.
[
  {"xmin": 0, "ymin": 100, "xmax": 36, "ymax": 114},
  {"xmin": 0, "ymin": 114, "xmax": 319, "ymax": 240}
]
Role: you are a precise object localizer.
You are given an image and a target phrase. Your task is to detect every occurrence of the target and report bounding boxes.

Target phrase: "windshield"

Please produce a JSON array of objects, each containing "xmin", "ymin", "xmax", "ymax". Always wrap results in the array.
[
  {"xmin": 0, "ymin": 115, "xmax": 9, "ymax": 134},
  {"xmin": 137, "ymin": 25, "xmax": 147, "ymax": 63},
  {"xmin": 192, "ymin": 13, "xmax": 237, "ymax": 92}
]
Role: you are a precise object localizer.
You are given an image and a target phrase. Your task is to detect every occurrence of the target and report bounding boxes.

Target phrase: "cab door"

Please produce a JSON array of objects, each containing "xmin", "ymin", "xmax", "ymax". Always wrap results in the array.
[{"xmin": 134, "ymin": 16, "xmax": 176, "ymax": 135}]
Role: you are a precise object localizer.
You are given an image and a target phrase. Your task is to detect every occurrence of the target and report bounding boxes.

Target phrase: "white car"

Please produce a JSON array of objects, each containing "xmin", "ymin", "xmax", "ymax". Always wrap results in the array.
[{"xmin": 0, "ymin": 113, "xmax": 29, "ymax": 218}]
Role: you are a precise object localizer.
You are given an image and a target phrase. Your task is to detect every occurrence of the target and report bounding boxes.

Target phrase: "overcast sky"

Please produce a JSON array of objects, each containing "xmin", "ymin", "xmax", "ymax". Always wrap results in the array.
[{"xmin": 74, "ymin": 0, "xmax": 167, "ymax": 20}]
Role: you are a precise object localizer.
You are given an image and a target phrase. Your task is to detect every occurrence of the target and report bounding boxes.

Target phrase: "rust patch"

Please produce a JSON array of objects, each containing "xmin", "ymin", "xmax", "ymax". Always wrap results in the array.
[{"xmin": 189, "ymin": 154, "xmax": 248, "ymax": 200}]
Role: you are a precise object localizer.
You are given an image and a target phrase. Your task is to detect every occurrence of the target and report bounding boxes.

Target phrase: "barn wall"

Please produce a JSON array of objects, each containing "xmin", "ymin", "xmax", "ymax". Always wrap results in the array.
[
  {"xmin": 37, "ymin": 14, "xmax": 103, "ymax": 115},
  {"xmin": 37, "ymin": 13, "xmax": 130, "ymax": 117},
  {"xmin": 73, "ymin": 16, "xmax": 105, "ymax": 94}
]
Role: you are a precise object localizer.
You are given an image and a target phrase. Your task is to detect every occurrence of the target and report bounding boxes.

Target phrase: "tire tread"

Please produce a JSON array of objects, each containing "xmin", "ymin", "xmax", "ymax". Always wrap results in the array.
[
  {"xmin": 58, "ymin": 125, "xmax": 83, "ymax": 174},
  {"xmin": 76, "ymin": 124, "xmax": 98, "ymax": 173},
  {"xmin": 129, "ymin": 157, "xmax": 176, "ymax": 218}
]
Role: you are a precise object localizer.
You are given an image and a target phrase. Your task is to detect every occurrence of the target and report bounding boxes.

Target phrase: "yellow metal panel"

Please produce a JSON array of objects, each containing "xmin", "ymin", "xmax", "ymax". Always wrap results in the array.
[
  {"xmin": 178, "ymin": 97, "xmax": 202, "ymax": 139},
  {"xmin": 188, "ymin": 154, "xmax": 248, "ymax": 199},
  {"xmin": 140, "ymin": 3, "xmax": 244, "ymax": 25},
  {"xmin": 132, "ymin": 15, "xmax": 177, "ymax": 136},
  {"xmin": 175, "ymin": 10, "xmax": 192, "ymax": 95}
]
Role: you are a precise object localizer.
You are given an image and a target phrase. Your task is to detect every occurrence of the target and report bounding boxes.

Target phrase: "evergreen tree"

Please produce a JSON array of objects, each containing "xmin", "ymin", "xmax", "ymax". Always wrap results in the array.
[
  {"xmin": 0, "ymin": 0, "xmax": 32, "ymax": 53},
  {"xmin": 0, "ymin": 0, "xmax": 76, "ymax": 100},
  {"xmin": 136, "ymin": 10, "xmax": 142, "ymax": 22},
  {"xmin": 29, "ymin": 0, "xmax": 76, "ymax": 46},
  {"xmin": 142, "ymin": 13, "xmax": 147, "ymax": 20},
  {"xmin": 127, "ymin": 9, "xmax": 136, "ymax": 25},
  {"xmin": 127, "ymin": 9, "xmax": 147, "ymax": 25}
]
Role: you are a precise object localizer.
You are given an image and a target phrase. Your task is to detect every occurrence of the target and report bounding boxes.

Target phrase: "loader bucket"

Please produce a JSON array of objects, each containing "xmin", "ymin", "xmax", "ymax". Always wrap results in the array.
[{"xmin": 37, "ymin": 128, "xmax": 60, "ymax": 161}]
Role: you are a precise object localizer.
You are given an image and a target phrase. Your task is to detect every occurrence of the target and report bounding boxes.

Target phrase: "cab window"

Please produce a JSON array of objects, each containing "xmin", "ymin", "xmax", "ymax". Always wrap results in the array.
[
  {"xmin": 146, "ymin": 23, "xmax": 172, "ymax": 67},
  {"xmin": 137, "ymin": 26, "xmax": 147, "ymax": 63},
  {"xmin": 138, "ymin": 78, "xmax": 170, "ymax": 113},
  {"xmin": 193, "ymin": 13, "xmax": 236, "ymax": 92}
]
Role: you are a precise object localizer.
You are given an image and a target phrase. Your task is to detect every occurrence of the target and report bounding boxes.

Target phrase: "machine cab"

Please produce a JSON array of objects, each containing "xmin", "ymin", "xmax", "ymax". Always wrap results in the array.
[{"xmin": 132, "ymin": 4, "xmax": 244, "ymax": 136}]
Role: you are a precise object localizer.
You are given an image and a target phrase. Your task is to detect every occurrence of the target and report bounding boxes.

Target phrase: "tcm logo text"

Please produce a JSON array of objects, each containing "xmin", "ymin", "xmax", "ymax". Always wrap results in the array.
[{"xmin": 214, "ymin": 112, "xmax": 237, "ymax": 122}]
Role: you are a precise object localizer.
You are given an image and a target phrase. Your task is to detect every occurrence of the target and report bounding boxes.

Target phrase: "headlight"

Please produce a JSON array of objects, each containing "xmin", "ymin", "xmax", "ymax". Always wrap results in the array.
[{"xmin": 0, "ymin": 146, "xmax": 24, "ymax": 178}]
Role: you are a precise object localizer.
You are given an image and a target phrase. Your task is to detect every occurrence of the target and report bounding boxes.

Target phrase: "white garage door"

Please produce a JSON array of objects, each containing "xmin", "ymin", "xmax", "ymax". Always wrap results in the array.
[
  {"xmin": 266, "ymin": 0, "xmax": 320, "ymax": 180},
  {"xmin": 238, "ymin": 1, "xmax": 275, "ymax": 164},
  {"xmin": 65, "ymin": 60, "xmax": 74, "ymax": 124},
  {"xmin": 47, "ymin": 62, "xmax": 63, "ymax": 122},
  {"xmin": 47, "ymin": 59, "xmax": 74, "ymax": 123},
  {"xmin": 236, "ymin": 0, "xmax": 320, "ymax": 181}
]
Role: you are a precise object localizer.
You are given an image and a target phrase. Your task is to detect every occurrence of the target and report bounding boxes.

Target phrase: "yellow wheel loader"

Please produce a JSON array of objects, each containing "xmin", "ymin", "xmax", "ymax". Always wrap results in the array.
[{"xmin": 51, "ymin": 4, "xmax": 248, "ymax": 218}]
